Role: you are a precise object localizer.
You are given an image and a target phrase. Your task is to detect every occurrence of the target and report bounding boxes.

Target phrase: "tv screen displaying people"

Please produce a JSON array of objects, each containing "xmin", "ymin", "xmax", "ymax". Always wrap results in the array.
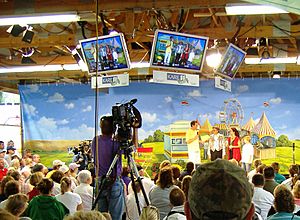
[
  {"xmin": 150, "ymin": 29, "xmax": 209, "ymax": 72},
  {"xmin": 80, "ymin": 33, "xmax": 131, "ymax": 75},
  {"xmin": 215, "ymin": 43, "xmax": 246, "ymax": 79}
]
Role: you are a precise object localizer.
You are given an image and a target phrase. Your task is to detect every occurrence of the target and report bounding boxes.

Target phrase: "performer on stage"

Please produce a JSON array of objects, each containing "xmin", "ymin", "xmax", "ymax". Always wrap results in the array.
[
  {"xmin": 227, "ymin": 127, "xmax": 241, "ymax": 162},
  {"xmin": 185, "ymin": 120, "xmax": 201, "ymax": 165},
  {"xmin": 208, "ymin": 126, "xmax": 226, "ymax": 161}
]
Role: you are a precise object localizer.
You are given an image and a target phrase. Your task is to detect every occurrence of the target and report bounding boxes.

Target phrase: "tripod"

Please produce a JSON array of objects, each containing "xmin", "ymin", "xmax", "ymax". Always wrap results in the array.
[{"xmin": 92, "ymin": 144, "xmax": 150, "ymax": 215}]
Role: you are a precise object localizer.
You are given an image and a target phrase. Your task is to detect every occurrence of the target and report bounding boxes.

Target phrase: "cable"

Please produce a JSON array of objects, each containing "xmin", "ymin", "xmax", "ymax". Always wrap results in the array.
[
  {"xmin": 271, "ymin": 22, "xmax": 300, "ymax": 34},
  {"xmin": 178, "ymin": 9, "xmax": 190, "ymax": 32},
  {"xmin": 237, "ymin": 21, "xmax": 261, "ymax": 38},
  {"xmin": 38, "ymin": 23, "xmax": 73, "ymax": 34}
]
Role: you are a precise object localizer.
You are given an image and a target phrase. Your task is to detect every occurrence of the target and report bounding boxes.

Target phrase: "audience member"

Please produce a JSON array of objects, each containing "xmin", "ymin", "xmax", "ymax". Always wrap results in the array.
[
  {"xmin": 153, "ymin": 160, "xmax": 171, "ymax": 184},
  {"xmin": 271, "ymin": 162, "xmax": 286, "ymax": 184},
  {"xmin": 50, "ymin": 170, "xmax": 64, "ymax": 195},
  {"xmin": 172, "ymin": 166, "xmax": 182, "ymax": 188},
  {"xmin": 26, "ymin": 178, "xmax": 69, "ymax": 220},
  {"xmin": 0, "ymin": 208, "xmax": 18, "ymax": 220},
  {"xmin": 282, "ymin": 164, "xmax": 299, "ymax": 191},
  {"xmin": 46, "ymin": 159, "xmax": 65, "ymax": 178},
  {"xmin": 241, "ymin": 136, "xmax": 254, "ymax": 172},
  {"xmin": 188, "ymin": 159, "xmax": 256, "ymax": 220},
  {"xmin": 263, "ymin": 166, "xmax": 279, "ymax": 195},
  {"xmin": 5, "ymin": 193, "xmax": 28, "ymax": 217},
  {"xmin": 4, "ymin": 145, "xmax": 16, "ymax": 165},
  {"xmin": 268, "ymin": 185, "xmax": 300, "ymax": 219},
  {"xmin": 74, "ymin": 170, "xmax": 93, "ymax": 211},
  {"xmin": 126, "ymin": 180, "xmax": 146, "ymax": 220},
  {"xmin": 164, "ymin": 188, "xmax": 186, "ymax": 220},
  {"xmin": 69, "ymin": 162, "xmax": 80, "ymax": 186},
  {"xmin": 149, "ymin": 166, "xmax": 179, "ymax": 219},
  {"xmin": 128, "ymin": 164, "xmax": 154, "ymax": 201},
  {"xmin": 64, "ymin": 210, "xmax": 111, "ymax": 220},
  {"xmin": 248, "ymin": 159, "xmax": 262, "ymax": 182},
  {"xmin": 56, "ymin": 176, "xmax": 83, "ymax": 214},
  {"xmin": 122, "ymin": 166, "xmax": 131, "ymax": 194},
  {"xmin": 252, "ymin": 174, "xmax": 274, "ymax": 220},
  {"xmin": 181, "ymin": 175, "xmax": 192, "ymax": 201},
  {"xmin": 0, "ymin": 149, "xmax": 9, "ymax": 168},
  {"xmin": 139, "ymin": 206, "xmax": 160, "ymax": 220},
  {"xmin": 179, "ymin": 162, "xmax": 194, "ymax": 181},
  {"xmin": 27, "ymin": 171, "xmax": 43, "ymax": 201},
  {"xmin": 0, "ymin": 180, "xmax": 20, "ymax": 209},
  {"xmin": 0, "ymin": 158, "xmax": 8, "ymax": 181},
  {"xmin": 32, "ymin": 154, "xmax": 40, "ymax": 166},
  {"xmin": 293, "ymin": 180, "xmax": 300, "ymax": 213},
  {"xmin": 0, "ymin": 176, "xmax": 14, "ymax": 202}
]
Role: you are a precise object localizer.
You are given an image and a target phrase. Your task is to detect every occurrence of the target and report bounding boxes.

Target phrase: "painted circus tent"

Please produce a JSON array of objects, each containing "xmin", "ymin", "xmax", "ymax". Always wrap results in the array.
[{"xmin": 19, "ymin": 78, "xmax": 300, "ymax": 166}]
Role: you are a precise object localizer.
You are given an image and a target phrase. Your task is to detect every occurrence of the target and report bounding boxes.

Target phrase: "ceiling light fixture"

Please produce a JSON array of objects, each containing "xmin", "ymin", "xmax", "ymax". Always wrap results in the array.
[
  {"xmin": 245, "ymin": 57, "xmax": 297, "ymax": 64},
  {"xmin": 225, "ymin": 4, "xmax": 288, "ymax": 15},
  {"xmin": 0, "ymin": 12, "xmax": 80, "ymax": 26},
  {"xmin": 206, "ymin": 52, "xmax": 222, "ymax": 68}
]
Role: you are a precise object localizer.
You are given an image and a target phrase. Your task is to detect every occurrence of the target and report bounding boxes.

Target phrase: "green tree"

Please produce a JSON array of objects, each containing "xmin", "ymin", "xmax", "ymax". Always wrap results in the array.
[
  {"xmin": 276, "ymin": 134, "xmax": 292, "ymax": 147},
  {"xmin": 153, "ymin": 129, "xmax": 164, "ymax": 142},
  {"xmin": 144, "ymin": 135, "xmax": 154, "ymax": 143}
]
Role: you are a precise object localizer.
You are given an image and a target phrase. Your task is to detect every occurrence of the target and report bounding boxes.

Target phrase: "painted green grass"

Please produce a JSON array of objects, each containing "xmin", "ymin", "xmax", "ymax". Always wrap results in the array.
[{"xmin": 36, "ymin": 141, "xmax": 299, "ymax": 174}]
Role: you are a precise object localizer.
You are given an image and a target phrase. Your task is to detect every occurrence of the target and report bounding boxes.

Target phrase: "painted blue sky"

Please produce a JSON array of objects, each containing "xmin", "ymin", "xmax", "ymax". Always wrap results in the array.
[{"xmin": 19, "ymin": 78, "xmax": 300, "ymax": 141}]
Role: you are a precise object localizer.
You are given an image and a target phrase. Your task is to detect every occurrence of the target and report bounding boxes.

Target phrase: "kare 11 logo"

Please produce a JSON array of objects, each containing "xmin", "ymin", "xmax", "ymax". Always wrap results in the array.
[
  {"xmin": 167, "ymin": 73, "xmax": 189, "ymax": 84},
  {"xmin": 102, "ymin": 76, "xmax": 120, "ymax": 86}
]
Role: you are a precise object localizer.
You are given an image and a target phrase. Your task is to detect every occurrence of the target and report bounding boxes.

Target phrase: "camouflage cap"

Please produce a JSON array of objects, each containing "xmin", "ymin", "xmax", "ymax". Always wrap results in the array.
[{"xmin": 188, "ymin": 159, "xmax": 253, "ymax": 220}]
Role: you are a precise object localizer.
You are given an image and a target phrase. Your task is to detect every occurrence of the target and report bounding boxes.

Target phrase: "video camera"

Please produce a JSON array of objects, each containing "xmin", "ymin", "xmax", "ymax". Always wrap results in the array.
[{"xmin": 112, "ymin": 99, "xmax": 142, "ymax": 148}]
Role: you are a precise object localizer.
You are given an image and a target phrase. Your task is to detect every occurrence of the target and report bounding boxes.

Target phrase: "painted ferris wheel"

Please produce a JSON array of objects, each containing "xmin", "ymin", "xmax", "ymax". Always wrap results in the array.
[{"xmin": 219, "ymin": 98, "xmax": 244, "ymax": 126}]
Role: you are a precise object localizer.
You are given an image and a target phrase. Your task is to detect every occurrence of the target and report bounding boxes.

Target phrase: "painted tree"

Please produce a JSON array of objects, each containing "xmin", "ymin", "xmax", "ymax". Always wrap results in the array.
[
  {"xmin": 276, "ymin": 134, "xmax": 292, "ymax": 147},
  {"xmin": 153, "ymin": 129, "xmax": 164, "ymax": 142}
]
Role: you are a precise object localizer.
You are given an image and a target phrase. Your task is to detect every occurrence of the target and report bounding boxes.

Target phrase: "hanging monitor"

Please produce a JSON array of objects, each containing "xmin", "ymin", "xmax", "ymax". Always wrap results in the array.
[
  {"xmin": 215, "ymin": 43, "xmax": 246, "ymax": 79},
  {"xmin": 79, "ymin": 33, "xmax": 131, "ymax": 75},
  {"xmin": 149, "ymin": 29, "xmax": 209, "ymax": 72}
]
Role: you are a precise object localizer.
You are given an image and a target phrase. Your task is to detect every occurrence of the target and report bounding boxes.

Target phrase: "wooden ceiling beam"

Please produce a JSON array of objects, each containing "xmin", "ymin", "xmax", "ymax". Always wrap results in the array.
[
  {"xmin": 0, "ymin": 82, "xmax": 18, "ymax": 94},
  {"xmin": 0, "ymin": 34, "xmax": 75, "ymax": 48}
]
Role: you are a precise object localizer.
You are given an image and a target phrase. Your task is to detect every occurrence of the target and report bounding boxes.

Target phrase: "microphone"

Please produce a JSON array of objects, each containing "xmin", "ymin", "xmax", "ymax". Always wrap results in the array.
[{"xmin": 130, "ymin": 98, "xmax": 137, "ymax": 105}]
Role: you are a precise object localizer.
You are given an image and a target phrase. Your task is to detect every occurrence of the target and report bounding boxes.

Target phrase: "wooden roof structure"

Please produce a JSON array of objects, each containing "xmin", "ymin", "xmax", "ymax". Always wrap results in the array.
[{"xmin": 0, "ymin": 0, "xmax": 300, "ymax": 93}]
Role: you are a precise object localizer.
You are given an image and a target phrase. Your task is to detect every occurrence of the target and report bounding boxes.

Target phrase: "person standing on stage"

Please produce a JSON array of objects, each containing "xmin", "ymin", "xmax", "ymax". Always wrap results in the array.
[
  {"xmin": 208, "ymin": 126, "xmax": 226, "ymax": 161},
  {"xmin": 186, "ymin": 120, "xmax": 201, "ymax": 165},
  {"xmin": 227, "ymin": 127, "xmax": 241, "ymax": 162},
  {"xmin": 91, "ymin": 116, "xmax": 124, "ymax": 220}
]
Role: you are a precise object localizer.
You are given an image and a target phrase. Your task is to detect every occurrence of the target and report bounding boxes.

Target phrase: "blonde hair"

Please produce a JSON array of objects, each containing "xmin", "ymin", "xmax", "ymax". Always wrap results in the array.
[
  {"xmin": 293, "ymin": 180, "xmax": 300, "ymax": 199},
  {"xmin": 64, "ymin": 210, "xmax": 111, "ymax": 220},
  {"xmin": 243, "ymin": 136, "xmax": 251, "ymax": 142},
  {"xmin": 30, "ymin": 172, "xmax": 44, "ymax": 186},
  {"xmin": 229, "ymin": 159, "xmax": 239, "ymax": 166},
  {"xmin": 0, "ymin": 208, "xmax": 18, "ymax": 220},
  {"xmin": 139, "ymin": 206, "xmax": 160, "ymax": 220},
  {"xmin": 6, "ymin": 193, "xmax": 28, "ymax": 216},
  {"xmin": 60, "ymin": 176, "xmax": 72, "ymax": 194},
  {"xmin": 159, "ymin": 160, "xmax": 171, "ymax": 170}
]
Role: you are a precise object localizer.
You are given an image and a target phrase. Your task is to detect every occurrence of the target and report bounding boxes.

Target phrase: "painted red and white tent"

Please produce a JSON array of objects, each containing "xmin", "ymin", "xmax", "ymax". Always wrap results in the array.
[{"xmin": 252, "ymin": 112, "xmax": 276, "ymax": 138}]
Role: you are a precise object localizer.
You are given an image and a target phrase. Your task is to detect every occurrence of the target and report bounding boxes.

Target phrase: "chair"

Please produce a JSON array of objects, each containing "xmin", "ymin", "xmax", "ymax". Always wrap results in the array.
[{"xmin": 135, "ymin": 147, "xmax": 153, "ymax": 178}]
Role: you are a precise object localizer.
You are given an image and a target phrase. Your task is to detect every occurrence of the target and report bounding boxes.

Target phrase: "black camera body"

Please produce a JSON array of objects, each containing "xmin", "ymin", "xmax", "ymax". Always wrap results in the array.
[{"xmin": 112, "ymin": 99, "xmax": 142, "ymax": 148}]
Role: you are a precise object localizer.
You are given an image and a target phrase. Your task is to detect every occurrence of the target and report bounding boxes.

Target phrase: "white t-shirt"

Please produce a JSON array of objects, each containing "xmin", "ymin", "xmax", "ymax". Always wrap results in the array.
[
  {"xmin": 52, "ymin": 182, "xmax": 61, "ymax": 196},
  {"xmin": 74, "ymin": 183, "xmax": 94, "ymax": 211},
  {"xmin": 241, "ymin": 143, "xmax": 254, "ymax": 164},
  {"xmin": 252, "ymin": 187, "xmax": 274, "ymax": 220},
  {"xmin": 56, "ymin": 191, "xmax": 82, "ymax": 214}
]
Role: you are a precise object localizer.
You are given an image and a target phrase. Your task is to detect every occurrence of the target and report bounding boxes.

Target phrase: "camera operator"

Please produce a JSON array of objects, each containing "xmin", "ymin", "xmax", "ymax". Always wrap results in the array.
[
  {"xmin": 92, "ymin": 116, "xmax": 124, "ymax": 220},
  {"xmin": 72, "ymin": 144, "xmax": 88, "ymax": 171}
]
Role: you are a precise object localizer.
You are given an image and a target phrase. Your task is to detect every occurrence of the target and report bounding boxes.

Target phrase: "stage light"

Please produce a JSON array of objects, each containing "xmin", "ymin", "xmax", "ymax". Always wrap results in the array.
[
  {"xmin": 0, "ymin": 13, "xmax": 80, "ymax": 26},
  {"xmin": 206, "ymin": 52, "xmax": 222, "ymax": 68},
  {"xmin": 7, "ymin": 25, "xmax": 26, "ymax": 37},
  {"xmin": 225, "ymin": 4, "xmax": 288, "ymax": 15},
  {"xmin": 273, "ymin": 72, "xmax": 281, "ymax": 79},
  {"xmin": 22, "ymin": 29, "xmax": 34, "ymax": 43}
]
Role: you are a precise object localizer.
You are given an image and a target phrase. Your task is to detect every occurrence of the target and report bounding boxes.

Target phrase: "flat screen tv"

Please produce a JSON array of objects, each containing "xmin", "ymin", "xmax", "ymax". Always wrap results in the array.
[
  {"xmin": 150, "ymin": 29, "xmax": 209, "ymax": 72},
  {"xmin": 79, "ymin": 33, "xmax": 131, "ymax": 75},
  {"xmin": 215, "ymin": 43, "xmax": 246, "ymax": 79}
]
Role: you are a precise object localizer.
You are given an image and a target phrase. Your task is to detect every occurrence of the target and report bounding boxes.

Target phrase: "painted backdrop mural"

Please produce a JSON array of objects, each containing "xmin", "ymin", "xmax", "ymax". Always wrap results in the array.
[{"xmin": 19, "ymin": 78, "xmax": 300, "ymax": 166}]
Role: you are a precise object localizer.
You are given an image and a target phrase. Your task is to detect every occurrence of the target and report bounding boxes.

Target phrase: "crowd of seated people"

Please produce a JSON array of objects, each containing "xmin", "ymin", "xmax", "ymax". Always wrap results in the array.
[{"xmin": 1, "ymin": 138, "xmax": 300, "ymax": 220}]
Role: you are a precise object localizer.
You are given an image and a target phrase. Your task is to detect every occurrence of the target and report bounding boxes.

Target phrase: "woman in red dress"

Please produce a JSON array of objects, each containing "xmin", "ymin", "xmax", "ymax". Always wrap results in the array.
[{"xmin": 227, "ymin": 127, "xmax": 241, "ymax": 162}]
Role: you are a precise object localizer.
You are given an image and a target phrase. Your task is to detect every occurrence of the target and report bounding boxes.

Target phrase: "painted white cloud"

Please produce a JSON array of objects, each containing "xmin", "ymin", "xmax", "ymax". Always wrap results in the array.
[
  {"xmin": 142, "ymin": 112, "xmax": 157, "ymax": 123},
  {"xmin": 37, "ymin": 116, "xmax": 57, "ymax": 130},
  {"xmin": 28, "ymin": 85, "xmax": 39, "ymax": 93},
  {"xmin": 198, "ymin": 113, "xmax": 213, "ymax": 122},
  {"xmin": 43, "ymin": 93, "xmax": 48, "ymax": 97},
  {"xmin": 57, "ymin": 119, "xmax": 69, "ymax": 125},
  {"xmin": 277, "ymin": 125, "xmax": 287, "ymax": 130},
  {"xmin": 237, "ymin": 85, "xmax": 249, "ymax": 93},
  {"xmin": 23, "ymin": 104, "xmax": 38, "ymax": 116},
  {"xmin": 82, "ymin": 105, "xmax": 92, "ymax": 112},
  {"xmin": 279, "ymin": 126, "xmax": 300, "ymax": 140},
  {"xmin": 188, "ymin": 90, "xmax": 201, "ymax": 97},
  {"xmin": 164, "ymin": 113, "xmax": 176, "ymax": 121},
  {"xmin": 65, "ymin": 103, "xmax": 75, "ymax": 109},
  {"xmin": 254, "ymin": 118, "xmax": 260, "ymax": 124},
  {"xmin": 284, "ymin": 110, "xmax": 291, "ymax": 115},
  {"xmin": 165, "ymin": 96, "xmax": 172, "ymax": 103},
  {"xmin": 48, "ymin": 92, "xmax": 64, "ymax": 103},
  {"xmin": 269, "ymin": 97, "xmax": 282, "ymax": 105}
]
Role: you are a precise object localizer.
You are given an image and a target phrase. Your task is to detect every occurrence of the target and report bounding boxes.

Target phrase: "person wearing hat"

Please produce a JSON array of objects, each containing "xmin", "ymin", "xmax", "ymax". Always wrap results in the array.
[
  {"xmin": 207, "ymin": 126, "xmax": 226, "ymax": 161},
  {"xmin": 187, "ymin": 159, "xmax": 258, "ymax": 220},
  {"xmin": 4, "ymin": 145, "xmax": 16, "ymax": 165},
  {"xmin": 46, "ymin": 160, "xmax": 65, "ymax": 178},
  {"xmin": 69, "ymin": 163, "xmax": 80, "ymax": 187}
]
